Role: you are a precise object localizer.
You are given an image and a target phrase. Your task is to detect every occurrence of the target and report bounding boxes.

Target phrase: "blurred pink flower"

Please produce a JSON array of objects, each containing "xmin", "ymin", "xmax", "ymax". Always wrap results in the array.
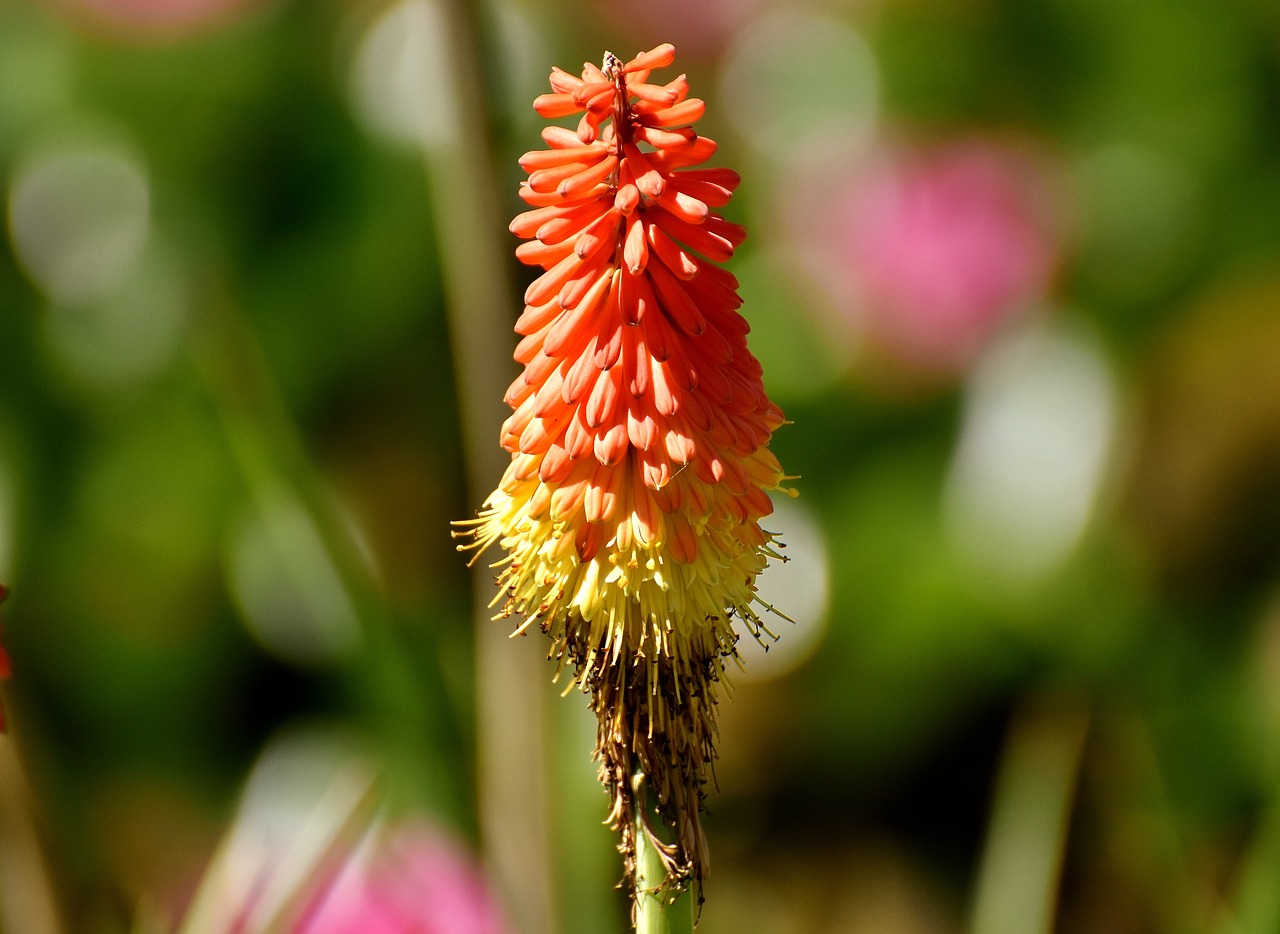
[
  {"xmin": 168, "ymin": 740, "xmax": 511, "ymax": 934},
  {"xmin": 296, "ymin": 822, "xmax": 509, "ymax": 934},
  {"xmin": 58, "ymin": 0, "xmax": 260, "ymax": 40},
  {"xmin": 831, "ymin": 141, "xmax": 1058, "ymax": 373}
]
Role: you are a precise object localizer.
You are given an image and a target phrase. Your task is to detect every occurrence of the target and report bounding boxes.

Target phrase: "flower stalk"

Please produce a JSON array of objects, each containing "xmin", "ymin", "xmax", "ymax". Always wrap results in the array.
[{"xmin": 634, "ymin": 774, "xmax": 694, "ymax": 934}]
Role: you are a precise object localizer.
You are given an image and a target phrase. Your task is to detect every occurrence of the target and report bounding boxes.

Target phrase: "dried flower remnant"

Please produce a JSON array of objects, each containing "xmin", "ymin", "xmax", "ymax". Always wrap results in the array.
[{"xmin": 455, "ymin": 43, "xmax": 793, "ymax": 897}]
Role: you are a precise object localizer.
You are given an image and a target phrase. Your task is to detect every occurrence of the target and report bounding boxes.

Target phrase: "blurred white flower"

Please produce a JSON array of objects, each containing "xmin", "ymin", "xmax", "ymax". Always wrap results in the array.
[{"xmin": 944, "ymin": 318, "xmax": 1119, "ymax": 584}]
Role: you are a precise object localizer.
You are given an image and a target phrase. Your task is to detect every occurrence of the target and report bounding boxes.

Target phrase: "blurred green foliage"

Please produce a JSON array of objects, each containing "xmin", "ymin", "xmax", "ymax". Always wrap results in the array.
[{"xmin": 1, "ymin": 0, "xmax": 1279, "ymax": 932}]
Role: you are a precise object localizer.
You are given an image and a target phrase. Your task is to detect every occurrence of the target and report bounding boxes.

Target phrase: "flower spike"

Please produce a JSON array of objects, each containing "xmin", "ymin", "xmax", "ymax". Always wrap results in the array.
[{"xmin": 455, "ymin": 44, "xmax": 794, "ymax": 903}]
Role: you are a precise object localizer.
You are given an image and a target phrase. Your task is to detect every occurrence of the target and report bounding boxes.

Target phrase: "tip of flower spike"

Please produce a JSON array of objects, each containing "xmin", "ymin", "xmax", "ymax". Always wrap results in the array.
[{"xmin": 601, "ymin": 50, "xmax": 623, "ymax": 80}]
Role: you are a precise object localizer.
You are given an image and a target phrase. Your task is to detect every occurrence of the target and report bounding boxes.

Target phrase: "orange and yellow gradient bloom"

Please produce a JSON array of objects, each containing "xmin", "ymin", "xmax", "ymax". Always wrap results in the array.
[{"xmin": 455, "ymin": 44, "xmax": 793, "ymax": 893}]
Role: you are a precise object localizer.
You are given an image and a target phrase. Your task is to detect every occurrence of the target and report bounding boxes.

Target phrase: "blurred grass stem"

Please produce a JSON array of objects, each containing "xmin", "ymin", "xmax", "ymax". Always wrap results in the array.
[
  {"xmin": 193, "ymin": 280, "xmax": 467, "ymax": 816},
  {"xmin": 1216, "ymin": 764, "xmax": 1280, "ymax": 931},
  {"xmin": 418, "ymin": 2, "xmax": 555, "ymax": 932},
  {"xmin": 0, "ymin": 737, "xmax": 64, "ymax": 934},
  {"xmin": 969, "ymin": 689, "xmax": 1088, "ymax": 934}
]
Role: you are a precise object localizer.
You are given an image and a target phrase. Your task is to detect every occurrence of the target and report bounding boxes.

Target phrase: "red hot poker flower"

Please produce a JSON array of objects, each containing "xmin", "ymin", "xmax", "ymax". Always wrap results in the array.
[{"xmin": 455, "ymin": 44, "xmax": 793, "ymax": 895}]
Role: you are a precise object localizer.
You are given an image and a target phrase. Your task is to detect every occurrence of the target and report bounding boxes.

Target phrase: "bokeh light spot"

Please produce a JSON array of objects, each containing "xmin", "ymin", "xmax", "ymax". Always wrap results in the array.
[
  {"xmin": 40, "ymin": 252, "xmax": 187, "ymax": 388},
  {"xmin": 8, "ymin": 132, "xmax": 150, "ymax": 306},
  {"xmin": 944, "ymin": 318, "xmax": 1119, "ymax": 584},
  {"xmin": 347, "ymin": 0, "xmax": 458, "ymax": 150},
  {"xmin": 226, "ymin": 490, "xmax": 361, "ymax": 667},
  {"xmin": 719, "ymin": 10, "xmax": 878, "ymax": 163},
  {"xmin": 736, "ymin": 497, "xmax": 830, "ymax": 681}
]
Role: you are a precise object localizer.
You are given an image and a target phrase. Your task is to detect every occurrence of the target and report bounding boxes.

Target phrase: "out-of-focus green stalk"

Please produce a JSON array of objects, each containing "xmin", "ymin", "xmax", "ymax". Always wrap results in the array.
[
  {"xmin": 969, "ymin": 689, "xmax": 1089, "ymax": 934},
  {"xmin": 1217, "ymin": 753, "xmax": 1280, "ymax": 931},
  {"xmin": 192, "ymin": 277, "xmax": 467, "ymax": 820},
  {"xmin": 420, "ymin": 3, "xmax": 556, "ymax": 933},
  {"xmin": 1220, "ymin": 795, "xmax": 1280, "ymax": 933}
]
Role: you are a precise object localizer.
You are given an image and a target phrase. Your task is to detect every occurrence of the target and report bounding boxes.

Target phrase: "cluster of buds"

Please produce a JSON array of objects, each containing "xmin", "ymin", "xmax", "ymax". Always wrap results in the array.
[{"xmin": 456, "ymin": 43, "xmax": 792, "ymax": 896}]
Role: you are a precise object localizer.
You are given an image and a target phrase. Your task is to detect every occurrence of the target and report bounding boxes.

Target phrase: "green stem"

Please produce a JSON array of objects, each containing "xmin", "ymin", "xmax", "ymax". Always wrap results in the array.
[
  {"xmin": 969, "ymin": 689, "xmax": 1088, "ymax": 934},
  {"xmin": 424, "ymin": 3, "xmax": 556, "ymax": 933},
  {"xmin": 634, "ymin": 803, "xmax": 694, "ymax": 934}
]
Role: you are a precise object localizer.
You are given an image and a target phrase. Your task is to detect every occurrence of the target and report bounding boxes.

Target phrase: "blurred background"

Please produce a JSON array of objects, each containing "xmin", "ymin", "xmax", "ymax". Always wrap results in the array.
[{"xmin": 1, "ymin": 0, "xmax": 1280, "ymax": 931}]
